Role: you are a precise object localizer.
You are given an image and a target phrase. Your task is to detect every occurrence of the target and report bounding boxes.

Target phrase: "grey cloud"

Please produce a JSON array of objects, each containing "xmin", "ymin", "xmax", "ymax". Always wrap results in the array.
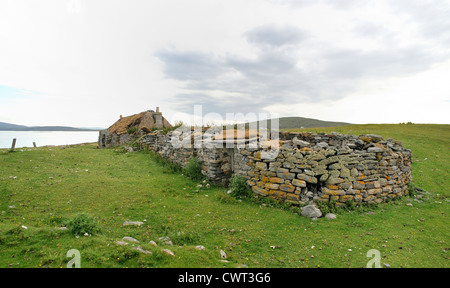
[
  {"xmin": 155, "ymin": 50, "xmax": 228, "ymax": 81},
  {"xmin": 244, "ymin": 24, "xmax": 308, "ymax": 48},
  {"xmin": 322, "ymin": 46, "xmax": 438, "ymax": 79},
  {"xmin": 169, "ymin": 93, "xmax": 265, "ymax": 116},
  {"xmin": 155, "ymin": 19, "xmax": 449, "ymax": 116},
  {"xmin": 390, "ymin": 0, "xmax": 450, "ymax": 44}
]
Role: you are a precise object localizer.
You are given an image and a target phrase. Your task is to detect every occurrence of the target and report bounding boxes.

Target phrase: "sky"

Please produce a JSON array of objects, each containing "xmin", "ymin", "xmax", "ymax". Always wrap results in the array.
[{"xmin": 0, "ymin": 0, "xmax": 449, "ymax": 128}]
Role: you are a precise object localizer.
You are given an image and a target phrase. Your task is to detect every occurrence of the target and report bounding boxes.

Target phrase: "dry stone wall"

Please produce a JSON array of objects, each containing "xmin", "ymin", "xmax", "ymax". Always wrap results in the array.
[
  {"xmin": 236, "ymin": 132, "xmax": 412, "ymax": 206},
  {"xmin": 140, "ymin": 129, "xmax": 234, "ymax": 185},
  {"xmin": 114, "ymin": 129, "xmax": 412, "ymax": 206}
]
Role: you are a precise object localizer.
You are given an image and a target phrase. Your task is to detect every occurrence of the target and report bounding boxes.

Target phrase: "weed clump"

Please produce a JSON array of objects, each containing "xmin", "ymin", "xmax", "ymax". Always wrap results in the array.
[
  {"xmin": 228, "ymin": 174, "xmax": 251, "ymax": 198},
  {"xmin": 66, "ymin": 212, "xmax": 100, "ymax": 237},
  {"xmin": 126, "ymin": 126, "xmax": 139, "ymax": 134},
  {"xmin": 149, "ymin": 151, "xmax": 182, "ymax": 173},
  {"xmin": 408, "ymin": 182, "xmax": 416, "ymax": 197},
  {"xmin": 183, "ymin": 158, "xmax": 204, "ymax": 181}
]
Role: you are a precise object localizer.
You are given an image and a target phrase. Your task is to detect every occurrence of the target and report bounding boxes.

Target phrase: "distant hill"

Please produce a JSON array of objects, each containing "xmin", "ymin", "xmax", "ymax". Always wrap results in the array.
[
  {"xmin": 246, "ymin": 116, "xmax": 351, "ymax": 130},
  {"xmin": 0, "ymin": 122, "xmax": 101, "ymax": 131}
]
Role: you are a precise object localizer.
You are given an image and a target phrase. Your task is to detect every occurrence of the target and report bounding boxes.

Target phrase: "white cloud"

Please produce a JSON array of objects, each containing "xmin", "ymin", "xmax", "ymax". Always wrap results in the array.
[{"xmin": 0, "ymin": 0, "xmax": 449, "ymax": 127}]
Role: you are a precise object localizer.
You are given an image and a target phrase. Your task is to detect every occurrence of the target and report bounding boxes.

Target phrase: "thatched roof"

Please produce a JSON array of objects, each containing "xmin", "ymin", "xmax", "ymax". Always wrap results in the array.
[{"xmin": 108, "ymin": 111, "xmax": 171, "ymax": 135}]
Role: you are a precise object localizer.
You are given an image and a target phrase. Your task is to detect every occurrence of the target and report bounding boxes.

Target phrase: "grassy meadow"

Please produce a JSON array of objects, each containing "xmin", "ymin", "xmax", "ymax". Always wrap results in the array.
[{"xmin": 0, "ymin": 123, "xmax": 448, "ymax": 268}]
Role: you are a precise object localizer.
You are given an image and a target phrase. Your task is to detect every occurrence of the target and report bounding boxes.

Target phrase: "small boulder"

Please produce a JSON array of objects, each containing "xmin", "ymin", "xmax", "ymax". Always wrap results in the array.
[
  {"xmin": 301, "ymin": 204, "xmax": 322, "ymax": 218},
  {"xmin": 159, "ymin": 236, "xmax": 173, "ymax": 246},
  {"xmin": 115, "ymin": 241, "xmax": 128, "ymax": 246},
  {"xmin": 123, "ymin": 221, "xmax": 144, "ymax": 226},
  {"xmin": 162, "ymin": 249, "xmax": 175, "ymax": 256},
  {"xmin": 132, "ymin": 246, "xmax": 152, "ymax": 255},
  {"xmin": 122, "ymin": 236, "xmax": 139, "ymax": 243},
  {"xmin": 293, "ymin": 137, "xmax": 310, "ymax": 147},
  {"xmin": 220, "ymin": 250, "xmax": 227, "ymax": 259},
  {"xmin": 325, "ymin": 213, "xmax": 337, "ymax": 220}
]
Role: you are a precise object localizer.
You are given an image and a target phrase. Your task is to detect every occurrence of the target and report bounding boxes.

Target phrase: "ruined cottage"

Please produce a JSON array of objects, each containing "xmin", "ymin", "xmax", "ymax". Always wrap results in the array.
[
  {"xmin": 98, "ymin": 108, "xmax": 172, "ymax": 148},
  {"xmin": 99, "ymin": 111, "xmax": 412, "ymax": 207}
]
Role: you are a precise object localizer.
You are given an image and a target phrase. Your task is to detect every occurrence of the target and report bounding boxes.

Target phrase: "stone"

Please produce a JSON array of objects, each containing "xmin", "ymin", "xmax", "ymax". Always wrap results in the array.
[
  {"xmin": 325, "ymin": 213, "xmax": 336, "ymax": 220},
  {"xmin": 329, "ymin": 163, "xmax": 342, "ymax": 170},
  {"xmin": 319, "ymin": 173, "xmax": 329, "ymax": 182},
  {"xmin": 252, "ymin": 186, "xmax": 268, "ymax": 196},
  {"xmin": 368, "ymin": 147, "xmax": 384, "ymax": 153},
  {"xmin": 268, "ymin": 190, "xmax": 287, "ymax": 199},
  {"xmin": 220, "ymin": 250, "xmax": 227, "ymax": 259},
  {"xmin": 269, "ymin": 177, "xmax": 284, "ymax": 184},
  {"xmin": 277, "ymin": 172, "xmax": 296, "ymax": 180},
  {"xmin": 280, "ymin": 184, "xmax": 295, "ymax": 193},
  {"xmin": 340, "ymin": 168, "xmax": 350, "ymax": 178},
  {"xmin": 265, "ymin": 183, "xmax": 280, "ymax": 190},
  {"xmin": 293, "ymin": 137, "xmax": 310, "ymax": 147},
  {"xmin": 315, "ymin": 142, "xmax": 329, "ymax": 149},
  {"xmin": 149, "ymin": 240, "xmax": 158, "ymax": 246},
  {"xmin": 159, "ymin": 236, "xmax": 173, "ymax": 245},
  {"xmin": 255, "ymin": 162, "xmax": 267, "ymax": 170},
  {"xmin": 116, "ymin": 241, "xmax": 128, "ymax": 246},
  {"xmin": 297, "ymin": 174, "xmax": 318, "ymax": 184},
  {"xmin": 162, "ymin": 249, "xmax": 175, "ymax": 256},
  {"xmin": 325, "ymin": 177, "xmax": 345, "ymax": 185},
  {"xmin": 123, "ymin": 221, "xmax": 144, "ymax": 226},
  {"xmin": 292, "ymin": 179, "xmax": 307, "ymax": 187},
  {"xmin": 122, "ymin": 236, "xmax": 139, "ymax": 243},
  {"xmin": 300, "ymin": 204, "xmax": 322, "ymax": 218},
  {"xmin": 133, "ymin": 246, "xmax": 153, "ymax": 255},
  {"xmin": 195, "ymin": 245, "xmax": 206, "ymax": 250}
]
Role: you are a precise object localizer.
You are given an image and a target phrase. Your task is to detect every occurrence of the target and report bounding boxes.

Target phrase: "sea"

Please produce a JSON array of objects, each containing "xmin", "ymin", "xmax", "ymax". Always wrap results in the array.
[{"xmin": 0, "ymin": 131, "xmax": 100, "ymax": 149}]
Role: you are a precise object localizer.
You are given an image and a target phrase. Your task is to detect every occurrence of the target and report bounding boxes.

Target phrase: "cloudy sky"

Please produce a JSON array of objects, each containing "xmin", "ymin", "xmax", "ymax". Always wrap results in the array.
[{"xmin": 0, "ymin": 0, "xmax": 449, "ymax": 128}]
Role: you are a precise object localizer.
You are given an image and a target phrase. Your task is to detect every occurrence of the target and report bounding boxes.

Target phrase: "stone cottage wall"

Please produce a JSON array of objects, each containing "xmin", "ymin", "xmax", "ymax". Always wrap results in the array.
[
  {"xmin": 104, "ymin": 129, "xmax": 412, "ymax": 206},
  {"xmin": 139, "ymin": 129, "xmax": 234, "ymax": 185},
  {"xmin": 99, "ymin": 129, "xmax": 143, "ymax": 148}
]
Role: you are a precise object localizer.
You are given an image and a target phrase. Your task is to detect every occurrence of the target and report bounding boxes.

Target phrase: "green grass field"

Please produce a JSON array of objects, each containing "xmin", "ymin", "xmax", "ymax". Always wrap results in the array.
[{"xmin": 0, "ymin": 124, "xmax": 448, "ymax": 268}]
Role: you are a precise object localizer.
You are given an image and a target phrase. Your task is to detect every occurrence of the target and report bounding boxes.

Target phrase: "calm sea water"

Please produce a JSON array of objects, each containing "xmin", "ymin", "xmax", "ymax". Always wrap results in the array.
[{"xmin": 0, "ymin": 131, "xmax": 100, "ymax": 149}]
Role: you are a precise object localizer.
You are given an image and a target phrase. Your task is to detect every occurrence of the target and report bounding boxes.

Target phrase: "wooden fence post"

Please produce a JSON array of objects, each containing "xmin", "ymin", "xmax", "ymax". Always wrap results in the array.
[
  {"xmin": 11, "ymin": 138, "xmax": 17, "ymax": 152},
  {"xmin": 33, "ymin": 142, "xmax": 37, "ymax": 148}
]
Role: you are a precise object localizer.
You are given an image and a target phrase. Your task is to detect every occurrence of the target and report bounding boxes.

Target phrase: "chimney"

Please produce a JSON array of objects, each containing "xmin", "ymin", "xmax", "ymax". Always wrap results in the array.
[{"xmin": 154, "ymin": 107, "xmax": 163, "ymax": 128}]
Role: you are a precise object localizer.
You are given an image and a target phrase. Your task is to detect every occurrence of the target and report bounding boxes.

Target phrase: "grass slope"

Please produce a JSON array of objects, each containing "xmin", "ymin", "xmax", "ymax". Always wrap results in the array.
[
  {"xmin": 0, "ymin": 124, "xmax": 448, "ymax": 268},
  {"xmin": 246, "ymin": 117, "xmax": 351, "ymax": 130}
]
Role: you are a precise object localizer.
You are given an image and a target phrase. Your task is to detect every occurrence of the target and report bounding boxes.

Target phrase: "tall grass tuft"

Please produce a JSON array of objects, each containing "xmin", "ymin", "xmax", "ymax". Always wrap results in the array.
[
  {"xmin": 183, "ymin": 157, "xmax": 204, "ymax": 181},
  {"xmin": 65, "ymin": 212, "xmax": 100, "ymax": 237}
]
